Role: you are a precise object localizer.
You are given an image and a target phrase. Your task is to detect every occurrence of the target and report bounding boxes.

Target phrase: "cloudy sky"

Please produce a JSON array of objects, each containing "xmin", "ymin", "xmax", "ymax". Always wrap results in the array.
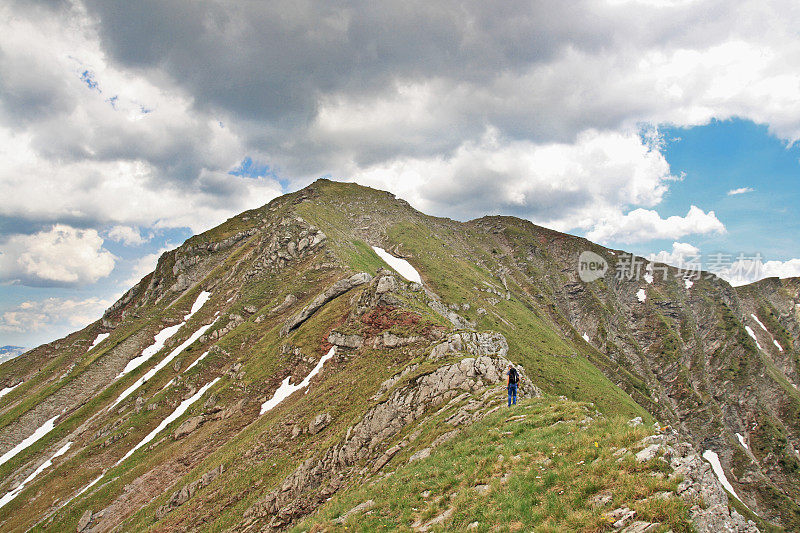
[{"xmin": 2, "ymin": 0, "xmax": 800, "ymax": 348}]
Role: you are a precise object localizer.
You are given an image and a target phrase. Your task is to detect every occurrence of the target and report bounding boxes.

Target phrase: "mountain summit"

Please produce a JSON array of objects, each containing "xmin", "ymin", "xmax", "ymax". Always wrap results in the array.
[{"xmin": 0, "ymin": 179, "xmax": 797, "ymax": 531}]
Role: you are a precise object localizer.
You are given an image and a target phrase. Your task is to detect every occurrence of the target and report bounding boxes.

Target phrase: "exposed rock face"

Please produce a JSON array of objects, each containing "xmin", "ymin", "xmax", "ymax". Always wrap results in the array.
[
  {"xmin": 429, "ymin": 331, "xmax": 509, "ymax": 359},
  {"xmin": 242, "ymin": 353, "xmax": 539, "ymax": 530},
  {"xmin": 670, "ymin": 443, "xmax": 759, "ymax": 533},
  {"xmin": 244, "ymin": 219, "xmax": 328, "ymax": 281},
  {"xmin": 291, "ymin": 413, "xmax": 333, "ymax": 439},
  {"xmin": 375, "ymin": 275, "xmax": 397, "ymax": 295},
  {"xmin": 281, "ymin": 273, "xmax": 372, "ymax": 335},
  {"xmin": 156, "ymin": 465, "xmax": 225, "ymax": 519},
  {"xmin": 173, "ymin": 415, "xmax": 204, "ymax": 439},
  {"xmin": 76, "ymin": 509, "xmax": 92, "ymax": 532},
  {"xmin": 626, "ymin": 431, "xmax": 759, "ymax": 533},
  {"xmin": 427, "ymin": 298, "xmax": 473, "ymax": 329},
  {"xmin": 327, "ymin": 332, "xmax": 364, "ymax": 349},
  {"xmin": 270, "ymin": 294, "xmax": 297, "ymax": 315},
  {"xmin": 380, "ymin": 331, "xmax": 421, "ymax": 348}
]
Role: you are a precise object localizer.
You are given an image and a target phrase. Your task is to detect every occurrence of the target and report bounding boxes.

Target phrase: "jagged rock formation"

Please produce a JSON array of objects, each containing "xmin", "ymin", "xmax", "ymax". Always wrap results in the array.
[
  {"xmin": 622, "ymin": 431, "xmax": 760, "ymax": 532},
  {"xmin": 243, "ymin": 352, "xmax": 538, "ymax": 530}
]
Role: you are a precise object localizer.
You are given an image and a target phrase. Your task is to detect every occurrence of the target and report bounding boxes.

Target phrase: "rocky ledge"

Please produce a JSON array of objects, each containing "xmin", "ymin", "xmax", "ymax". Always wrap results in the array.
[{"xmin": 241, "ymin": 351, "xmax": 538, "ymax": 531}]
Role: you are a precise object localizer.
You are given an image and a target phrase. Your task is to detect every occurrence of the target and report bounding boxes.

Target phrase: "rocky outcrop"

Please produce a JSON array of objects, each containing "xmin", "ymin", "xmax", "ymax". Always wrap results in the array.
[
  {"xmin": 429, "ymin": 331, "xmax": 509, "ymax": 359},
  {"xmin": 76, "ymin": 509, "xmax": 92, "ymax": 532},
  {"xmin": 173, "ymin": 415, "xmax": 205, "ymax": 439},
  {"xmin": 427, "ymin": 298, "xmax": 473, "ymax": 329},
  {"xmin": 620, "ymin": 430, "xmax": 759, "ymax": 533},
  {"xmin": 242, "ymin": 354, "xmax": 538, "ymax": 530},
  {"xmin": 156, "ymin": 465, "xmax": 225, "ymax": 519},
  {"xmin": 244, "ymin": 219, "xmax": 328, "ymax": 281},
  {"xmin": 270, "ymin": 294, "xmax": 297, "ymax": 315},
  {"xmin": 281, "ymin": 273, "xmax": 372, "ymax": 335},
  {"xmin": 327, "ymin": 332, "xmax": 364, "ymax": 349},
  {"xmin": 291, "ymin": 413, "xmax": 333, "ymax": 439}
]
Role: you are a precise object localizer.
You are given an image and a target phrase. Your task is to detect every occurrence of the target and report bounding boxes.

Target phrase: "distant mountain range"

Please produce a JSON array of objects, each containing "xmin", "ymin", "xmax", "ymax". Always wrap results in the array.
[{"xmin": 0, "ymin": 345, "xmax": 26, "ymax": 365}]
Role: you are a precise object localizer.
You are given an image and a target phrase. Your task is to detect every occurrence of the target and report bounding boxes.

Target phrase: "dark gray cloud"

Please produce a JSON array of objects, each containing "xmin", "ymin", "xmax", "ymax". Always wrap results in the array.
[
  {"xmin": 79, "ymin": 0, "xmax": 641, "ymax": 133},
  {"xmin": 2, "ymin": 0, "xmax": 800, "ymax": 242}
]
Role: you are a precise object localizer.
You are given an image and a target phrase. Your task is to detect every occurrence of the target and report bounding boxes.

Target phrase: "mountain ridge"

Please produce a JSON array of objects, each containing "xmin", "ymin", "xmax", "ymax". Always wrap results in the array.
[{"xmin": 0, "ymin": 178, "xmax": 797, "ymax": 531}]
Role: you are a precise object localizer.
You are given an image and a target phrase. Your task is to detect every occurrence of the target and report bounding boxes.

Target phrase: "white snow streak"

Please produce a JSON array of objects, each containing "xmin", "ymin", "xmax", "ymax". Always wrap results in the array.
[
  {"xmin": 116, "ymin": 291, "xmax": 212, "ymax": 378},
  {"xmin": 684, "ymin": 278, "xmax": 694, "ymax": 289},
  {"xmin": 750, "ymin": 314, "xmax": 769, "ymax": 333},
  {"xmin": 260, "ymin": 347, "xmax": 336, "ymax": 415},
  {"xmin": 113, "ymin": 323, "xmax": 213, "ymax": 407},
  {"xmin": 0, "ymin": 415, "xmax": 59, "ymax": 467},
  {"xmin": 748, "ymin": 314, "xmax": 784, "ymax": 352},
  {"xmin": 0, "ymin": 441, "xmax": 71, "ymax": 509},
  {"xmin": 371, "ymin": 247, "xmax": 422, "ymax": 283},
  {"xmin": 702, "ymin": 450, "xmax": 743, "ymax": 503},
  {"xmin": 188, "ymin": 291, "xmax": 212, "ymax": 317},
  {"xmin": 736, "ymin": 433, "xmax": 749, "ymax": 450},
  {"xmin": 73, "ymin": 474, "xmax": 103, "ymax": 500},
  {"xmin": 90, "ymin": 333, "xmax": 109, "ymax": 348},
  {"xmin": 117, "ymin": 323, "xmax": 183, "ymax": 378},
  {"xmin": 582, "ymin": 333, "xmax": 590, "ymax": 343},
  {"xmin": 0, "ymin": 382, "xmax": 21, "ymax": 399},
  {"xmin": 117, "ymin": 377, "xmax": 220, "ymax": 465},
  {"xmin": 636, "ymin": 289, "xmax": 647, "ymax": 302},
  {"xmin": 744, "ymin": 326, "xmax": 763, "ymax": 350},
  {"xmin": 185, "ymin": 351, "xmax": 209, "ymax": 373}
]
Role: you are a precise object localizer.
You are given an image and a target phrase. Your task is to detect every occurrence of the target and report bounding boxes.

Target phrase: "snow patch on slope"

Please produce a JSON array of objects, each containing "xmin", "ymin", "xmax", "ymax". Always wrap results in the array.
[
  {"xmin": 773, "ymin": 339, "xmax": 784, "ymax": 352},
  {"xmin": 117, "ymin": 291, "xmax": 212, "ymax": 379},
  {"xmin": 113, "ymin": 323, "xmax": 213, "ymax": 407},
  {"xmin": 371, "ymin": 247, "xmax": 422, "ymax": 283},
  {"xmin": 188, "ymin": 291, "xmax": 212, "ymax": 318},
  {"xmin": 0, "ymin": 441, "xmax": 71, "ymax": 509},
  {"xmin": 750, "ymin": 314, "xmax": 768, "ymax": 333},
  {"xmin": 744, "ymin": 326, "xmax": 762, "ymax": 350},
  {"xmin": 261, "ymin": 347, "xmax": 336, "ymax": 415},
  {"xmin": 702, "ymin": 450, "xmax": 743, "ymax": 503},
  {"xmin": 582, "ymin": 333, "xmax": 590, "ymax": 343},
  {"xmin": 73, "ymin": 474, "xmax": 103, "ymax": 500},
  {"xmin": 636, "ymin": 289, "xmax": 647, "ymax": 302},
  {"xmin": 684, "ymin": 278, "xmax": 694, "ymax": 289},
  {"xmin": 185, "ymin": 351, "xmax": 209, "ymax": 373},
  {"xmin": 736, "ymin": 433, "xmax": 748, "ymax": 450},
  {"xmin": 0, "ymin": 415, "xmax": 59, "ymax": 467},
  {"xmin": 117, "ymin": 323, "xmax": 183, "ymax": 378},
  {"xmin": 117, "ymin": 377, "xmax": 220, "ymax": 465},
  {"xmin": 0, "ymin": 382, "xmax": 21, "ymax": 399},
  {"xmin": 90, "ymin": 333, "xmax": 109, "ymax": 348}
]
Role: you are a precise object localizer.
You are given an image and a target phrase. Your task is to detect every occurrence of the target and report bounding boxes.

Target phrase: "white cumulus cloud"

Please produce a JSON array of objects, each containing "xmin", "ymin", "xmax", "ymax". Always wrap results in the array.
[
  {"xmin": 0, "ymin": 297, "xmax": 111, "ymax": 333},
  {"xmin": 0, "ymin": 225, "xmax": 115, "ymax": 286},
  {"xmin": 588, "ymin": 205, "xmax": 725, "ymax": 244},
  {"xmin": 648, "ymin": 242, "xmax": 800, "ymax": 285},
  {"xmin": 106, "ymin": 225, "xmax": 147, "ymax": 246},
  {"xmin": 351, "ymin": 128, "xmax": 724, "ymax": 244}
]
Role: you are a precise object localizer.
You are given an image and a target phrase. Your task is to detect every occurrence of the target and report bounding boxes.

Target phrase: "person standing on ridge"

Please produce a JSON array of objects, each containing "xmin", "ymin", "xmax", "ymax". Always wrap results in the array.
[{"xmin": 507, "ymin": 365, "xmax": 519, "ymax": 406}]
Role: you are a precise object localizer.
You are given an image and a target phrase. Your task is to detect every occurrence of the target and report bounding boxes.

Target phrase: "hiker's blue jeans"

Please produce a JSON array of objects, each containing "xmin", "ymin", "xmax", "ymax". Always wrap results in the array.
[{"xmin": 508, "ymin": 383, "xmax": 517, "ymax": 406}]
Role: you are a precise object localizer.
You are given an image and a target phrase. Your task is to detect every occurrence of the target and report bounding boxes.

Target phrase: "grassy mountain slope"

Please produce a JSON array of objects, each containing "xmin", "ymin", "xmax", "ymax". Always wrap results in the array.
[{"xmin": 0, "ymin": 179, "xmax": 796, "ymax": 531}]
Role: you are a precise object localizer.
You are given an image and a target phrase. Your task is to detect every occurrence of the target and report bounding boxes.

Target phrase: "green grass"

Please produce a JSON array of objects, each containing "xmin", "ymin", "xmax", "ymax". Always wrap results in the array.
[{"xmin": 295, "ymin": 395, "xmax": 690, "ymax": 532}]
